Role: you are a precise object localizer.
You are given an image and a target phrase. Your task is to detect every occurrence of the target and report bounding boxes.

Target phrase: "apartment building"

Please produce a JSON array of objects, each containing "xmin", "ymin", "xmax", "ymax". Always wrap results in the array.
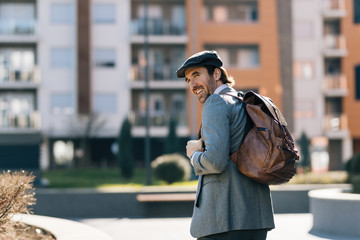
[
  {"xmin": 129, "ymin": 0, "xmax": 189, "ymax": 160},
  {"xmin": 0, "ymin": 0, "xmax": 41, "ymax": 172},
  {"xmin": 292, "ymin": 0, "xmax": 360, "ymax": 170},
  {"xmin": 185, "ymin": 0, "xmax": 294, "ymax": 137},
  {"xmin": 0, "ymin": 0, "xmax": 131, "ymax": 170},
  {"xmin": 0, "ymin": 0, "xmax": 293, "ymax": 170}
]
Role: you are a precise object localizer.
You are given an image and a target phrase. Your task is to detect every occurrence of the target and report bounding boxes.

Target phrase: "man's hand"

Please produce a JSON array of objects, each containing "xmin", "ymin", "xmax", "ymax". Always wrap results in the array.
[{"xmin": 186, "ymin": 139, "xmax": 204, "ymax": 158}]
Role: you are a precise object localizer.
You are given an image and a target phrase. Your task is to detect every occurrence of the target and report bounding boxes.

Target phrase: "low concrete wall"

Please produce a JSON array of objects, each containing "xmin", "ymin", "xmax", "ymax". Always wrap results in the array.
[
  {"xmin": 34, "ymin": 187, "xmax": 143, "ymax": 218},
  {"xmin": 309, "ymin": 187, "xmax": 360, "ymax": 238},
  {"xmin": 33, "ymin": 184, "xmax": 350, "ymax": 218},
  {"xmin": 13, "ymin": 214, "xmax": 111, "ymax": 240},
  {"xmin": 270, "ymin": 184, "xmax": 349, "ymax": 213}
]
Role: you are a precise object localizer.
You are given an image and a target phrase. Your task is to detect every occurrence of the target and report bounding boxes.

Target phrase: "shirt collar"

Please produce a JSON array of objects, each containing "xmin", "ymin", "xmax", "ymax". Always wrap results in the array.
[{"xmin": 214, "ymin": 84, "xmax": 228, "ymax": 94}]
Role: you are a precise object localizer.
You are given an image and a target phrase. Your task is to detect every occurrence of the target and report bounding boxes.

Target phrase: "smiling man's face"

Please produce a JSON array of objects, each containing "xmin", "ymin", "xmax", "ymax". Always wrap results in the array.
[{"xmin": 185, "ymin": 67, "xmax": 220, "ymax": 104}]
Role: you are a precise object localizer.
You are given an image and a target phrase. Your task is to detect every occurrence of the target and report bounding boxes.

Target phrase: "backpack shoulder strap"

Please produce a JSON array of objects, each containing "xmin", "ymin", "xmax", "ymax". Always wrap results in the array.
[
  {"xmin": 244, "ymin": 91, "xmax": 287, "ymax": 126},
  {"xmin": 219, "ymin": 91, "xmax": 244, "ymax": 102}
]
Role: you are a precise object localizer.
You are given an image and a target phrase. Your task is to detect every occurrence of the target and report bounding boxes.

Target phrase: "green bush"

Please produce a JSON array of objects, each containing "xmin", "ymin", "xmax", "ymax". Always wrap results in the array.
[
  {"xmin": 117, "ymin": 118, "xmax": 134, "ymax": 179},
  {"xmin": 345, "ymin": 153, "xmax": 360, "ymax": 175},
  {"xmin": 151, "ymin": 153, "xmax": 191, "ymax": 184},
  {"xmin": 352, "ymin": 175, "xmax": 360, "ymax": 194}
]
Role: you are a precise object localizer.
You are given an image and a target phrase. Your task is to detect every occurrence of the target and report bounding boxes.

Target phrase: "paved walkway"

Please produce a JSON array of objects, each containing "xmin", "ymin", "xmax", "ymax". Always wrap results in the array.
[{"xmin": 76, "ymin": 214, "xmax": 359, "ymax": 240}]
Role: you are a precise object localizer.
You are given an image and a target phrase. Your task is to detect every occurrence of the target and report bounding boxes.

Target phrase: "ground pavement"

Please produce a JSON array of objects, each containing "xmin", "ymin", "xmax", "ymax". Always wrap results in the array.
[{"xmin": 76, "ymin": 214, "xmax": 359, "ymax": 240}]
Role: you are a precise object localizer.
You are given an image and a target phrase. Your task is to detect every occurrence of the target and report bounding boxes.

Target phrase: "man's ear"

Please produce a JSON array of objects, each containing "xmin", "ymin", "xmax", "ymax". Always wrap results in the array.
[{"xmin": 214, "ymin": 68, "xmax": 221, "ymax": 80}]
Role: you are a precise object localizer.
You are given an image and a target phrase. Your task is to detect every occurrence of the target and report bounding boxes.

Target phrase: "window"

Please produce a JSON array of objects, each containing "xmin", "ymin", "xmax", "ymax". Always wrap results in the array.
[
  {"xmin": 92, "ymin": 4, "xmax": 116, "ymax": 23},
  {"xmin": 293, "ymin": 61, "xmax": 314, "ymax": 80},
  {"xmin": 93, "ymin": 49, "xmax": 116, "ymax": 68},
  {"xmin": 0, "ymin": 47, "xmax": 35, "ymax": 82},
  {"xmin": 354, "ymin": 0, "xmax": 360, "ymax": 23},
  {"xmin": 206, "ymin": 45, "xmax": 259, "ymax": 68},
  {"xmin": 51, "ymin": 48, "xmax": 74, "ymax": 68},
  {"xmin": 171, "ymin": 94, "xmax": 186, "ymax": 126},
  {"xmin": 51, "ymin": 3, "xmax": 74, "ymax": 24},
  {"xmin": 203, "ymin": 1, "xmax": 258, "ymax": 23},
  {"xmin": 93, "ymin": 94, "xmax": 117, "ymax": 114},
  {"xmin": 356, "ymin": 65, "xmax": 360, "ymax": 100},
  {"xmin": 0, "ymin": 2, "xmax": 36, "ymax": 34},
  {"xmin": 0, "ymin": 92, "xmax": 35, "ymax": 128},
  {"xmin": 51, "ymin": 93, "xmax": 74, "ymax": 115}
]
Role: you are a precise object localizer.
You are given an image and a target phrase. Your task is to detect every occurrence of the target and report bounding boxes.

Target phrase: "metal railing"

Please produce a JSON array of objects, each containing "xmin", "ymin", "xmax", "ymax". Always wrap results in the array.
[
  {"xmin": 0, "ymin": 111, "xmax": 40, "ymax": 130},
  {"xmin": 0, "ymin": 19, "xmax": 37, "ymax": 35},
  {"xmin": 0, "ymin": 66, "xmax": 40, "ymax": 84},
  {"xmin": 131, "ymin": 64, "xmax": 180, "ymax": 81},
  {"xmin": 322, "ymin": 0, "xmax": 345, "ymax": 11},
  {"xmin": 323, "ymin": 74, "xmax": 347, "ymax": 90},
  {"xmin": 130, "ymin": 111, "xmax": 187, "ymax": 127},
  {"xmin": 323, "ymin": 35, "xmax": 346, "ymax": 50},
  {"xmin": 131, "ymin": 19, "xmax": 186, "ymax": 36},
  {"xmin": 324, "ymin": 113, "xmax": 347, "ymax": 131}
]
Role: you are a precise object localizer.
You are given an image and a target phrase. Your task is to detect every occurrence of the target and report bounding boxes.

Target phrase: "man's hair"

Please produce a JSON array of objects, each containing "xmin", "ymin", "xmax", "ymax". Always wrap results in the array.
[{"xmin": 204, "ymin": 65, "xmax": 235, "ymax": 87}]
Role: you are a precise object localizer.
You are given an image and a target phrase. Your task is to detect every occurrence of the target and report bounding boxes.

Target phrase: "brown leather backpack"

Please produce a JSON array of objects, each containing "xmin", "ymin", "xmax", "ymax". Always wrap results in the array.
[{"xmin": 223, "ymin": 91, "xmax": 300, "ymax": 185}]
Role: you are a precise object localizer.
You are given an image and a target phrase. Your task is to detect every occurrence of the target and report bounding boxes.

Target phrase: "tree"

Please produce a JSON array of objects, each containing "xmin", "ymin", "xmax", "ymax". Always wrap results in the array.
[
  {"xmin": 298, "ymin": 132, "xmax": 311, "ymax": 170},
  {"xmin": 117, "ymin": 118, "xmax": 134, "ymax": 179},
  {"xmin": 67, "ymin": 113, "xmax": 106, "ymax": 168},
  {"xmin": 164, "ymin": 118, "xmax": 179, "ymax": 154}
]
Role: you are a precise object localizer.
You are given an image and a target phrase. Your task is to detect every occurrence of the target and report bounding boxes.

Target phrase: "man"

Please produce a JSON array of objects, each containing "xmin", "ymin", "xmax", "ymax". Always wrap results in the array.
[{"xmin": 176, "ymin": 50, "xmax": 274, "ymax": 240}]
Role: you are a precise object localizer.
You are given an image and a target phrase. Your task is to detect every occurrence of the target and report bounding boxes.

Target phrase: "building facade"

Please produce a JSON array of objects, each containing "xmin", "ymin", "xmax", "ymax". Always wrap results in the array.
[
  {"xmin": 292, "ymin": 0, "xmax": 360, "ymax": 170},
  {"xmin": 185, "ymin": 0, "xmax": 294, "ymax": 139},
  {"xmin": 1, "ymin": 0, "xmax": 358, "ymax": 171}
]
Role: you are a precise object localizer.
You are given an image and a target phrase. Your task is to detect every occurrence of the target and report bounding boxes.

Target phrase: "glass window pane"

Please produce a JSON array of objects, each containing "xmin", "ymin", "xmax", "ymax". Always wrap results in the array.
[
  {"xmin": 51, "ymin": 93, "xmax": 74, "ymax": 115},
  {"xmin": 92, "ymin": 4, "xmax": 116, "ymax": 23},
  {"xmin": 356, "ymin": 65, "xmax": 360, "ymax": 100},
  {"xmin": 51, "ymin": 48, "xmax": 74, "ymax": 68},
  {"xmin": 51, "ymin": 3, "xmax": 74, "ymax": 24},
  {"xmin": 93, "ymin": 94, "xmax": 117, "ymax": 113},
  {"xmin": 93, "ymin": 49, "xmax": 116, "ymax": 68}
]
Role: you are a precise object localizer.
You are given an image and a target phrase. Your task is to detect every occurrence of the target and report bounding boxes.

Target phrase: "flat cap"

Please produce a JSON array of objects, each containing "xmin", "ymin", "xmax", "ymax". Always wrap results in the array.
[{"xmin": 176, "ymin": 50, "xmax": 223, "ymax": 78}]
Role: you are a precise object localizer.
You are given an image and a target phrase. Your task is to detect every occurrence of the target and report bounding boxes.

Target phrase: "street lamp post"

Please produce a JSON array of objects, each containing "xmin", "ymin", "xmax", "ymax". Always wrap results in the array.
[{"xmin": 143, "ymin": 0, "xmax": 151, "ymax": 185}]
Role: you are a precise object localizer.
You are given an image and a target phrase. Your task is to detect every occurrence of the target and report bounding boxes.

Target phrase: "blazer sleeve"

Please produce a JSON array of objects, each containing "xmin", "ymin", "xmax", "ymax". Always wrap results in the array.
[{"xmin": 192, "ymin": 94, "xmax": 230, "ymax": 176}]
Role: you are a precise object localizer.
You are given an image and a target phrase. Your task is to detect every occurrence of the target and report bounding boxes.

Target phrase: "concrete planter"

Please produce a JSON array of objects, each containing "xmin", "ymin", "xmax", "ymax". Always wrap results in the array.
[
  {"xmin": 309, "ymin": 187, "xmax": 360, "ymax": 238},
  {"xmin": 13, "ymin": 214, "xmax": 111, "ymax": 240}
]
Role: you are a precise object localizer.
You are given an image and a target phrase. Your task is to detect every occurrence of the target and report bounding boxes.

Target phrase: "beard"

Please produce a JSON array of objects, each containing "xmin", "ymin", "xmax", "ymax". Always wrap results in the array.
[{"xmin": 196, "ymin": 75, "xmax": 217, "ymax": 104}]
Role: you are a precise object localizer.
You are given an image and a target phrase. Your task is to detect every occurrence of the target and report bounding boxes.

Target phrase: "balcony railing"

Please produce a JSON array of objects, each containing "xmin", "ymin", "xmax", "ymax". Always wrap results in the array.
[
  {"xmin": 131, "ymin": 19, "xmax": 186, "ymax": 36},
  {"xmin": 0, "ymin": 111, "xmax": 40, "ymax": 130},
  {"xmin": 323, "ymin": 74, "xmax": 347, "ymax": 90},
  {"xmin": 322, "ymin": 0, "xmax": 346, "ymax": 17},
  {"xmin": 131, "ymin": 64, "xmax": 180, "ymax": 81},
  {"xmin": 324, "ymin": 35, "xmax": 346, "ymax": 49},
  {"xmin": 324, "ymin": 113, "xmax": 347, "ymax": 132},
  {"xmin": 0, "ymin": 19, "xmax": 37, "ymax": 35},
  {"xmin": 323, "ymin": 35, "xmax": 347, "ymax": 56},
  {"xmin": 130, "ymin": 111, "xmax": 187, "ymax": 127},
  {"xmin": 0, "ymin": 66, "xmax": 40, "ymax": 84}
]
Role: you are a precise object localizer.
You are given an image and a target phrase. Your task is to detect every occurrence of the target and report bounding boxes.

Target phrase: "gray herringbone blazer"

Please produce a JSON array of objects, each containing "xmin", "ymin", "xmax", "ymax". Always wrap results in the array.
[{"xmin": 190, "ymin": 87, "xmax": 275, "ymax": 238}]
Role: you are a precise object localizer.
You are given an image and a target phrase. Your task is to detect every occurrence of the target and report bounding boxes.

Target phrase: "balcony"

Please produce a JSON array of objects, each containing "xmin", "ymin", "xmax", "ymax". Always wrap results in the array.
[
  {"xmin": 0, "ymin": 66, "xmax": 40, "ymax": 89},
  {"xmin": 323, "ymin": 35, "xmax": 347, "ymax": 57},
  {"xmin": 130, "ymin": 64, "xmax": 186, "ymax": 89},
  {"xmin": 130, "ymin": 18, "xmax": 187, "ymax": 44},
  {"xmin": 324, "ymin": 113, "xmax": 349, "ymax": 138},
  {"xmin": 131, "ymin": 19, "xmax": 185, "ymax": 36},
  {"xmin": 0, "ymin": 19, "xmax": 37, "ymax": 42},
  {"xmin": 322, "ymin": 0, "xmax": 346, "ymax": 18},
  {"xmin": 323, "ymin": 74, "xmax": 348, "ymax": 96},
  {"xmin": 0, "ymin": 111, "xmax": 40, "ymax": 132},
  {"xmin": 323, "ymin": 0, "xmax": 346, "ymax": 18},
  {"xmin": 130, "ymin": 110, "xmax": 188, "ymax": 137}
]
